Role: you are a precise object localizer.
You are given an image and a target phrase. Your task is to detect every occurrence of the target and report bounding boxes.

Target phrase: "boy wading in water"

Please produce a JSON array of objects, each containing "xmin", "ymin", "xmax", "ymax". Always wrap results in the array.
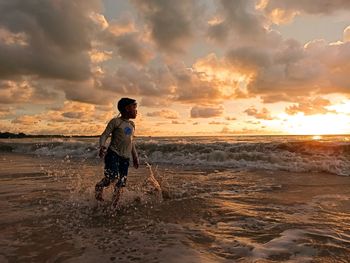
[{"xmin": 95, "ymin": 98, "xmax": 139, "ymax": 207}]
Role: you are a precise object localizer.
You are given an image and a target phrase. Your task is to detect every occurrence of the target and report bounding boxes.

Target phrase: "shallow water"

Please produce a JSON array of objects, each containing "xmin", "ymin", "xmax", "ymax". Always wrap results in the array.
[{"xmin": 0, "ymin": 153, "xmax": 350, "ymax": 262}]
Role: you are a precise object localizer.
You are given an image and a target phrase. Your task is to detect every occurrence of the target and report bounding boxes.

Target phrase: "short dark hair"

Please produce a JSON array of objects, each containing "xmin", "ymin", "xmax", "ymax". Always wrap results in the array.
[{"xmin": 117, "ymin": 97, "xmax": 137, "ymax": 113}]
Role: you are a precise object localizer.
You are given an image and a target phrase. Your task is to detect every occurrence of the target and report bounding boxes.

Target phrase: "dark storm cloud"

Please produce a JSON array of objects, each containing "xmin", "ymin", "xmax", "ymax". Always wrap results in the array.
[
  {"xmin": 59, "ymin": 79, "xmax": 115, "ymax": 105},
  {"xmin": 100, "ymin": 17, "xmax": 153, "ymax": 65},
  {"xmin": 130, "ymin": 0, "xmax": 201, "ymax": 53},
  {"xmin": 113, "ymin": 33, "xmax": 153, "ymax": 64},
  {"xmin": 0, "ymin": 0, "xmax": 100, "ymax": 80},
  {"xmin": 100, "ymin": 61, "xmax": 239, "ymax": 105},
  {"xmin": 226, "ymin": 46, "xmax": 273, "ymax": 71},
  {"xmin": 100, "ymin": 64, "xmax": 174, "ymax": 97},
  {"xmin": 208, "ymin": 0, "xmax": 268, "ymax": 43}
]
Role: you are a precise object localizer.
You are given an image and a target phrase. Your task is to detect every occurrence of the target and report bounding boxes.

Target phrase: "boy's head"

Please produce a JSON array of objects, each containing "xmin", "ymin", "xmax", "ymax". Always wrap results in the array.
[{"xmin": 117, "ymin": 97, "xmax": 137, "ymax": 119}]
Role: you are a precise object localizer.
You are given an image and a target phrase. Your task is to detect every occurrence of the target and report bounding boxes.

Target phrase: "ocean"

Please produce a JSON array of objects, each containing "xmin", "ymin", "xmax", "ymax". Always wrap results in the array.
[{"xmin": 0, "ymin": 135, "xmax": 349, "ymax": 262}]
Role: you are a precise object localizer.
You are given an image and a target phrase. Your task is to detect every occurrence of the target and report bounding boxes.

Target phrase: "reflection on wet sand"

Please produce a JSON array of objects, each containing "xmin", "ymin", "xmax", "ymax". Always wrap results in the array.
[{"xmin": 0, "ymin": 153, "xmax": 350, "ymax": 262}]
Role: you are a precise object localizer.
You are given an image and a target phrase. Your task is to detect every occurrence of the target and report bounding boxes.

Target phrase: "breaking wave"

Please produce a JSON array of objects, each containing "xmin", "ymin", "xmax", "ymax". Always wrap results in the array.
[{"xmin": 1, "ymin": 136, "xmax": 349, "ymax": 176}]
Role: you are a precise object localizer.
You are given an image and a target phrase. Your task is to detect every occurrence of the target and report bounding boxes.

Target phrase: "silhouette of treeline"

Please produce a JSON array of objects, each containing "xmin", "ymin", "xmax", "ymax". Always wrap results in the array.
[{"xmin": 0, "ymin": 132, "xmax": 98, "ymax": 138}]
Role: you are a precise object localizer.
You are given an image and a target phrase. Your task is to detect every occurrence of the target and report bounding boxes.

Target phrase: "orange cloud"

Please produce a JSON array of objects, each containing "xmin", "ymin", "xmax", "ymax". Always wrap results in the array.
[
  {"xmin": 11, "ymin": 115, "xmax": 40, "ymax": 125},
  {"xmin": 0, "ymin": 106, "xmax": 14, "ymax": 119},
  {"xmin": 225, "ymin": 37, "xmax": 350, "ymax": 102},
  {"xmin": 191, "ymin": 106, "xmax": 224, "ymax": 118},
  {"xmin": 146, "ymin": 109, "xmax": 179, "ymax": 119},
  {"xmin": 0, "ymin": 27, "xmax": 28, "ymax": 46},
  {"xmin": 108, "ymin": 17, "xmax": 137, "ymax": 36},
  {"xmin": 0, "ymin": 80, "xmax": 33, "ymax": 104},
  {"xmin": 89, "ymin": 50, "xmax": 113, "ymax": 63},
  {"xmin": 244, "ymin": 107, "xmax": 273, "ymax": 120},
  {"xmin": 285, "ymin": 97, "xmax": 334, "ymax": 115}
]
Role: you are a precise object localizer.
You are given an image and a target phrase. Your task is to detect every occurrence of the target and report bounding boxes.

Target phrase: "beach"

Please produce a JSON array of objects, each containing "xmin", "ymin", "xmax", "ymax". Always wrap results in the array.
[{"xmin": 1, "ymin": 136, "xmax": 350, "ymax": 262}]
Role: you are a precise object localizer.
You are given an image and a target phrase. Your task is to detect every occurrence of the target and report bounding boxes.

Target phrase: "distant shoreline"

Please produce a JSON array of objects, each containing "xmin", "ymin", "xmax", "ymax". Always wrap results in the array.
[
  {"xmin": 0, "ymin": 132, "xmax": 98, "ymax": 139},
  {"xmin": 1, "ymin": 132, "xmax": 349, "ymax": 139}
]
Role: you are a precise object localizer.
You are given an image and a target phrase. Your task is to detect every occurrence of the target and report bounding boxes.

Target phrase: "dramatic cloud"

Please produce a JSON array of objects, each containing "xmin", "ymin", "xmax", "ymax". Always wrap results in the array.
[
  {"xmin": 0, "ymin": 78, "xmax": 62, "ymax": 105},
  {"xmin": 60, "ymin": 102, "xmax": 95, "ymax": 119},
  {"xmin": 60, "ymin": 79, "xmax": 116, "ymax": 105},
  {"xmin": 100, "ymin": 59, "xmax": 242, "ymax": 105},
  {"xmin": 100, "ymin": 64, "xmax": 174, "ymax": 97},
  {"xmin": 262, "ymin": 0, "xmax": 350, "ymax": 25},
  {"xmin": 9, "ymin": 100, "xmax": 114, "ymax": 135},
  {"xmin": 113, "ymin": 33, "xmax": 153, "ymax": 64},
  {"xmin": 191, "ymin": 106, "xmax": 224, "ymax": 118},
  {"xmin": 100, "ymin": 18, "xmax": 154, "ymax": 65},
  {"xmin": 146, "ymin": 109, "xmax": 180, "ymax": 119},
  {"xmin": 208, "ymin": 0, "xmax": 268, "ymax": 43},
  {"xmin": 172, "ymin": 57, "xmax": 243, "ymax": 103},
  {"xmin": 244, "ymin": 107, "xmax": 273, "ymax": 120},
  {"xmin": 1, "ymin": 0, "xmax": 350, "ymax": 135},
  {"xmin": 173, "ymin": 67, "xmax": 229, "ymax": 103},
  {"xmin": 131, "ymin": 0, "xmax": 201, "ymax": 52},
  {"xmin": 226, "ymin": 37, "xmax": 350, "ymax": 102},
  {"xmin": 0, "ymin": 0, "xmax": 100, "ymax": 80}
]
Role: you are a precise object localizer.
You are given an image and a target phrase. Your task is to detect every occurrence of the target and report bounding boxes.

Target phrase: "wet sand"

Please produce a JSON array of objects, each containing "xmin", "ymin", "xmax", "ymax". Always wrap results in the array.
[{"xmin": 0, "ymin": 153, "xmax": 350, "ymax": 262}]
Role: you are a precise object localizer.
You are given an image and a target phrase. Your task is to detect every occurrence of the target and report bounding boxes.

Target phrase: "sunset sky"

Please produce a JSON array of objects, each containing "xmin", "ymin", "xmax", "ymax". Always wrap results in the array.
[{"xmin": 1, "ymin": 0, "xmax": 350, "ymax": 136}]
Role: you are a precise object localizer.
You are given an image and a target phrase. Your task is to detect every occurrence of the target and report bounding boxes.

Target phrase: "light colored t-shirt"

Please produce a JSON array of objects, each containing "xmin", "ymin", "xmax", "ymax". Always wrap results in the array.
[{"xmin": 99, "ymin": 117, "xmax": 137, "ymax": 159}]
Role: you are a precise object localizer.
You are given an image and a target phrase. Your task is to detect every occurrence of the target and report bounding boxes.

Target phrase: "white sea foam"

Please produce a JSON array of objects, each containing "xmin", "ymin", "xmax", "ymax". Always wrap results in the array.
[
  {"xmin": 1, "ymin": 136, "xmax": 350, "ymax": 176},
  {"xmin": 250, "ymin": 229, "xmax": 317, "ymax": 262}
]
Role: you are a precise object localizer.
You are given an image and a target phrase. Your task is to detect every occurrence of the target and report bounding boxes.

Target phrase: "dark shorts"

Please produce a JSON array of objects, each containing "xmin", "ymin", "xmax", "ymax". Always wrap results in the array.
[{"xmin": 104, "ymin": 149, "xmax": 129, "ymax": 187}]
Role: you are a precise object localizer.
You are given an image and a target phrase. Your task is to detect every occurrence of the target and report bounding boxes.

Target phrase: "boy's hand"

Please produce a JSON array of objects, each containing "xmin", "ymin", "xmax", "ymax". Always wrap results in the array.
[
  {"xmin": 133, "ymin": 157, "xmax": 139, "ymax": 169},
  {"xmin": 99, "ymin": 146, "xmax": 107, "ymax": 158}
]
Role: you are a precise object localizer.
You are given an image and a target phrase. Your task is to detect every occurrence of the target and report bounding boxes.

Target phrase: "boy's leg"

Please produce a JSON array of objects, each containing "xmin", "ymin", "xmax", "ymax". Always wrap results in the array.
[
  {"xmin": 111, "ymin": 186, "xmax": 122, "ymax": 208},
  {"xmin": 95, "ymin": 177, "xmax": 111, "ymax": 201},
  {"xmin": 96, "ymin": 149, "xmax": 118, "ymax": 201},
  {"xmin": 111, "ymin": 157, "xmax": 129, "ymax": 208}
]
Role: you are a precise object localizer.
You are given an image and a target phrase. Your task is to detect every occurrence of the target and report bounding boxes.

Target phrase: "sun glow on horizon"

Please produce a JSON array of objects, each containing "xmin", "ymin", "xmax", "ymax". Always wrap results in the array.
[
  {"xmin": 281, "ymin": 113, "xmax": 350, "ymax": 135},
  {"xmin": 312, "ymin": 135, "xmax": 322, "ymax": 140}
]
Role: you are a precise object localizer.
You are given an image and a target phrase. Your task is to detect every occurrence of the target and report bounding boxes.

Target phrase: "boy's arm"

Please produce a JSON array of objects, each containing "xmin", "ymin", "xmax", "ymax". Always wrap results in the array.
[
  {"xmin": 99, "ymin": 119, "xmax": 115, "ymax": 157},
  {"xmin": 132, "ymin": 142, "xmax": 139, "ymax": 169}
]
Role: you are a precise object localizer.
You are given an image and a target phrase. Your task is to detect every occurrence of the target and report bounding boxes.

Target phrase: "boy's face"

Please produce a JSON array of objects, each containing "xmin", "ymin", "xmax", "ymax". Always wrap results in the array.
[{"xmin": 125, "ymin": 103, "xmax": 137, "ymax": 119}]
